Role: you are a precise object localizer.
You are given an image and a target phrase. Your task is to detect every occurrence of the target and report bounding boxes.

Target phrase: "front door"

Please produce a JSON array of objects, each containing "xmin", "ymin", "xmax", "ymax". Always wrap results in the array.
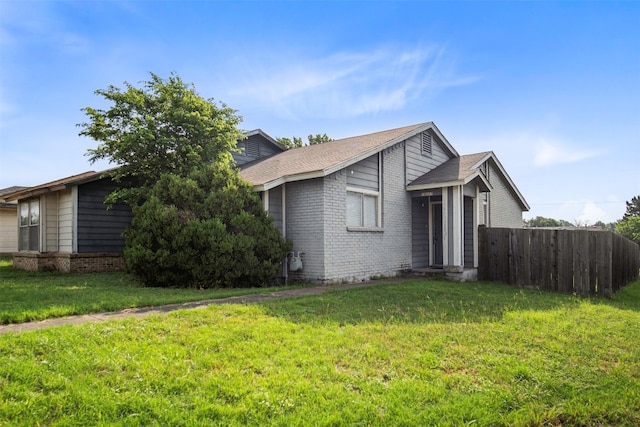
[{"xmin": 431, "ymin": 202, "xmax": 443, "ymax": 267}]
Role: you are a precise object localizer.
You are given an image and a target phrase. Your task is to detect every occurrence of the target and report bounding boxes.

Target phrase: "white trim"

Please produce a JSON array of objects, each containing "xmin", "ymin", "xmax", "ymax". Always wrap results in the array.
[
  {"xmin": 378, "ymin": 152, "xmax": 383, "ymax": 227},
  {"xmin": 451, "ymin": 185, "xmax": 462, "ymax": 267},
  {"xmin": 262, "ymin": 190, "xmax": 269, "ymax": 213},
  {"xmin": 442, "ymin": 189, "xmax": 448, "ymax": 266},
  {"xmin": 346, "ymin": 186, "xmax": 379, "ymax": 196}
]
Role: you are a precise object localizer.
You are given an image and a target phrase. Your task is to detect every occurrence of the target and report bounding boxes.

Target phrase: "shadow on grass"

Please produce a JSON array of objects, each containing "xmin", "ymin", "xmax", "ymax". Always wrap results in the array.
[{"xmin": 260, "ymin": 278, "xmax": 640, "ymax": 325}]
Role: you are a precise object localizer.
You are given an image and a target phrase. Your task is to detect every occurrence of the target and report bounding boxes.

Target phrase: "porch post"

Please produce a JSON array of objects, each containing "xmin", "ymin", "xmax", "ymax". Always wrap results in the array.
[{"xmin": 451, "ymin": 185, "xmax": 463, "ymax": 268}]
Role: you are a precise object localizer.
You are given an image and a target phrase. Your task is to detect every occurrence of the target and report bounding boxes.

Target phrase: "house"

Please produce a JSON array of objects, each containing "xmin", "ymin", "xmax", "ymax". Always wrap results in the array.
[
  {"xmin": 239, "ymin": 122, "xmax": 529, "ymax": 282},
  {"xmin": 5, "ymin": 123, "xmax": 529, "ymax": 280},
  {"xmin": 2, "ymin": 130, "xmax": 286, "ymax": 272},
  {"xmin": 0, "ymin": 186, "xmax": 27, "ymax": 255}
]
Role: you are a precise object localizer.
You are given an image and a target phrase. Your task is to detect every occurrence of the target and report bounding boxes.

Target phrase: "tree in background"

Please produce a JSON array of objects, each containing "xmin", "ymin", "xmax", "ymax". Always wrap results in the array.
[
  {"xmin": 79, "ymin": 73, "xmax": 290, "ymax": 287},
  {"xmin": 277, "ymin": 133, "xmax": 333, "ymax": 149},
  {"xmin": 622, "ymin": 196, "xmax": 640, "ymax": 219},
  {"xmin": 616, "ymin": 195, "xmax": 640, "ymax": 245},
  {"xmin": 524, "ymin": 216, "xmax": 573, "ymax": 228}
]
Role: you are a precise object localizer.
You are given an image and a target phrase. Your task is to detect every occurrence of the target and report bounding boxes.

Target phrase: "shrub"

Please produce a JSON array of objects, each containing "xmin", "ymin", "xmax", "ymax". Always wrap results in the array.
[{"xmin": 123, "ymin": 161, "xmax": 291, "ymax": 288}]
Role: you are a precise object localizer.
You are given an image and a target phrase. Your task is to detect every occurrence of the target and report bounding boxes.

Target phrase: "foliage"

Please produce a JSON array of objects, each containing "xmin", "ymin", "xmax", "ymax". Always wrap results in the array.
[
  {"xmin": 623, "ymin": 195, "xmax": 640, "ymax": 219},
  {"xmin": 2, "ymin": 279, "xmax": 639, "ymax": 426},
  {"xmin": 615, "ymin": 215, "xmax": 640, "ymax": 245},
  {"xmin": 123, "ymin": 162, "xmax": 291, "ymax": 288},
  {"xmin": 277, "ymin": 133, "xmax": 333, "ymax": 149},
  {"xmin": 78, "ymin": 72, "xmax": 243, "ymax": 205},
  {"xmin": 523, "ymin": 216, "xmax": 573, "ymax": 228}
]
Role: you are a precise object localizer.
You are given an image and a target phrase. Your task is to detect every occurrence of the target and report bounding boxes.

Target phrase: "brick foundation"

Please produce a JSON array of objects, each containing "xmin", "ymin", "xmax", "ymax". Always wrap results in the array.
[{"xmin": 12, "ymin": 252, "xmax": 124, "ymax": 273}]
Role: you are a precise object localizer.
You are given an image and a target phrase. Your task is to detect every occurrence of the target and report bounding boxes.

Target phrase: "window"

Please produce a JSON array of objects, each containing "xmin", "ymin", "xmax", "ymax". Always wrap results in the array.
[
  {"xmin": 421, "ymin": 132, "xmax": 432, "ymax": 157},
  {"xmin": 19, "ymin": 199, "xmax": 40, "ymax": 251},
  {"xmin": 347, "ymin": 191, "xmax": 378, "ymax": 228}
]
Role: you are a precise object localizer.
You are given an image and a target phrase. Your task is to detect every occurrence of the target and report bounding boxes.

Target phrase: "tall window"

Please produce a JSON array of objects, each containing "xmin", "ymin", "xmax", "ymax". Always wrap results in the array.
[
  {"xmin": 346, "ymin": 153, "xmax": 381, "ymax": 228},
  {"xmin": 19, "ymin": 199, "xmax": 39, "ymax": 251}
]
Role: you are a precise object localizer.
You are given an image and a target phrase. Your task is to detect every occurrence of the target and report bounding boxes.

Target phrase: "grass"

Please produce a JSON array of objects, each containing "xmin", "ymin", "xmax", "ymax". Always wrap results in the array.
[
  {"xmin": 0, "ymin": 259, "xmax": 304, "ymax": 324},
  {"xmin": 1, "ymin": 274, "xmax": 639, "ymax": 426}
]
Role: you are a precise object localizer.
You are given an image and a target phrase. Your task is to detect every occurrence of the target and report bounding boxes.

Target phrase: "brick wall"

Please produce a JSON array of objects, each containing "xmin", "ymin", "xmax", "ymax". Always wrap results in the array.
[
  {"xmin": 12, "ymin": 252, "xmax": 124, "ymax": 273},
  {"xmin": 322, "ymin": 144, "xmax": 412, "ymax": 282}
]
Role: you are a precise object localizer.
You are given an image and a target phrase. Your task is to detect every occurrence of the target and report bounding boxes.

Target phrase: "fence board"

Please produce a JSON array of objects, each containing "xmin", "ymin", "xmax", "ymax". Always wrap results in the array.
[{"xmin": 478, "ymin": 227, "xmax": 639, "ymax": 297}]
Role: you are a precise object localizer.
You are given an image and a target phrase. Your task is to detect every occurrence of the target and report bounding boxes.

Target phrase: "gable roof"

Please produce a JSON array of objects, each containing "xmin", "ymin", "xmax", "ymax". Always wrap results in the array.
[
  {"xmin": 407, "ymin": 152, "xmax": 493, "ymax": 192},
  {"xmin": 243, "ymin": 129, "xmax": 287, "ymax": 152},
  {"xmin": 240, "ymin": 122, "xmax": 457, "ymax": 191},
  {"xmin": 1, "ymin": 171, "xmax": 104, "ymax": 202},
  {"xmin": 407, "ymin": 151, "xmax": 529, "ymax": 211}
]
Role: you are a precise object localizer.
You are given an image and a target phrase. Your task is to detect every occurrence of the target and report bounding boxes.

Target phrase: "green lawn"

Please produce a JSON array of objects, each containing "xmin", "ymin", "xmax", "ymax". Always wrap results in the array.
[
  {"xmin": 1, "ymin": 275, "xmax": 639, "ymax": 426},
  {"xmin": 0, "ymin": 259, "xmax": 303, "ymax": 324}
]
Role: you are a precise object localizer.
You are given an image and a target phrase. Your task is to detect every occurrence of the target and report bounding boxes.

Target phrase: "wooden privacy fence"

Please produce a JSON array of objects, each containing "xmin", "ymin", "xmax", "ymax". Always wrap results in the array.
[{"xmin": 478, "ymin": 227, "xmax": 640, "ymax": 296}]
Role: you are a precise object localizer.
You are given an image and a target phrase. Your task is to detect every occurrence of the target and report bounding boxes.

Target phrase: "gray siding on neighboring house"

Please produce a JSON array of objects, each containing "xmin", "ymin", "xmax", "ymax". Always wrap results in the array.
[
  {"xmin": 285, "ymin": 178, "xmax": 325, "ymax": 280},
  {"xmin": 0, "ymin": 208, "xmax": 17, "ymax": 253},
  {"xmin": 58, "ymin": 189, "xmax": 73, "ymax": 253},
  {"xmin": 411, "ymin": 197, "xmax": 429, "ymax": 268},
  {"xmin": 233, "ymin": 134, "xmax": 282, "ymax": 166},
  {"xmin": 44, "ymin": 193, "xmax": 58, "ymax": 252},
  {"xmin": 76, "ymin": 180, "xmax": 132, "ymax": 253},
  {"xmin": 405, "ymin": 131, "xmax": 453, "ymax": 186},
  {"xmin": 487, "ymin": 161, "xmax": 524, "ymax": 228},
  {"xmin": 323, "ymin": 143, "xmax": 412, "ymax": 281}
]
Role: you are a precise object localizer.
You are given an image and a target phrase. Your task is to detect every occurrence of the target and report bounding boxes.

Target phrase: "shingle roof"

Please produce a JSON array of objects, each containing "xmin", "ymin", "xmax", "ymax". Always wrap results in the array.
[
  {"xmin": 240, "ymin": 122, "xmax": 443, "ymax": 189},
  {"xmin": 408, "ymin": 152, "xmax": 492, "ymax": 190},
  {"xmin": 1, "ymin": 171, "xmax": 102, "ymax": 201}
]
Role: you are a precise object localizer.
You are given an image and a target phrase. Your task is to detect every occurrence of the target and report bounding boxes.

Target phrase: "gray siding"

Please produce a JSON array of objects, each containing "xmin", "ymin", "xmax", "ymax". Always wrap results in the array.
[
  {"xmin": 44, "ymin": 193, "xmax": 58, "ymax": 252},
  {"xmin": 58, "ymin": 189, "xmax": 73, "ymax": 253},
  {"xmin": 405, "ymin": 131, "xmax": 454, "ymax": 186},
  {"xmin": 233, "ymin": 134, "xmax": 283, "ymax": 166},
  {"xmin": 0, "ymin": 209, "xmax": 17, "ymax": 253},
  {"xmin": 346, "ymin": 154, "xmax": 379, "ymax": 191},
  {"xmin": 411, "ymin": 198, "xmax": 429, "ymax": 268},
  {"xmin": 268, "ymin": 186, "xmax": 283, "ymax": 235},
  {"xmin": 464, "ymin": 196, "xmax": 474, "ymax": 268},
  {"xmin": 487, "ymin": 161, "xmax": 524, "ymax": 228},
  {"xmin": 77, "ymin": 180, "xmax": 132, "ymax": 253}
]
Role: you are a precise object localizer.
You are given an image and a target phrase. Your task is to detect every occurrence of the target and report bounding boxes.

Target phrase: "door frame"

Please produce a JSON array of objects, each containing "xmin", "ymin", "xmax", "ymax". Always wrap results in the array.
[{"xmin": 429, "ymin": 201, "xmax": 443, "ymax": 267}]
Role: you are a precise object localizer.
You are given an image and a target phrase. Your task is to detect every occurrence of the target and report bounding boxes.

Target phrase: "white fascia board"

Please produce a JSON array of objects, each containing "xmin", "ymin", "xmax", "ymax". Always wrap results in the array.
[
  {"xmin": 464, "ymin": 171, "xmax": 493, "ymax": 192},
  {"xmin": 406, "ymin": 180, "xmax": 464, "ymax": 192},
  {"xmin": 428, "ymin": 122, "xmax": 460, "ymax": 158},
  {"xmin": 487, "ymin": 153, "xmax": 530, "ymax": 211},
  {"xmin": 254, "ymin": 170, "xmax": 326, "ymax": 192}
]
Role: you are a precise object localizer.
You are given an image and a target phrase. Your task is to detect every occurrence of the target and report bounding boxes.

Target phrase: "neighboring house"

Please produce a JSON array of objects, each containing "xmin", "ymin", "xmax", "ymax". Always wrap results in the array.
[
  {"xmin": 3, "ymin": 130, "xmax": 285, "ymax": 272},
  {"xmin": 239, "ymin": 122, "xmax": 529, "ymax": 282},
  {"xmin": 0, "ymin": 186, "xmax": 27, "ymax": 255},
  {"xmin": 6, "ymin": 123, "xmax": 529, "ymax": 281}
]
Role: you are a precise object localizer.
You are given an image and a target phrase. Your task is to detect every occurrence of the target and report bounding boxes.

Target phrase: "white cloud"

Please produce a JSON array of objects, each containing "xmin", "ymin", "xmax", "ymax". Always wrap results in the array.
[
  {"xmin": 534, "ymin": 140, "xmax": 602, "ymax": 167},
  {"xmin": 226, "ymin": 44, "xmax": 478, "ymax": 120}
]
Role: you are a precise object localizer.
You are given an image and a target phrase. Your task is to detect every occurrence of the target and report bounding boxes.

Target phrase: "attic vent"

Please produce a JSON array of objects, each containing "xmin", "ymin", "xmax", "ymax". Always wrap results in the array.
[
  {"xmin": 246, "ymin": 139, "xmax": 260, "ymax": 158},
  {"xmin": 421, "ymin": 132, "xmax": 432, "ymax": 157}
]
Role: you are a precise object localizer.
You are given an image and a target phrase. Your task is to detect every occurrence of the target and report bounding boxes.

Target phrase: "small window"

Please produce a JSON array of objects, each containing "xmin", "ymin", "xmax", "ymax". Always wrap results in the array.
[
  {"xmin": 347, "ymin": 191, "xmax": 379, "ymax": 228},
  {"xmin": 19, "ymin": 199, "xmax": 40, "ymax": 251},
  {"xmin": 421, "ymin": 132, "xmax": 432, "ymax": 157}
]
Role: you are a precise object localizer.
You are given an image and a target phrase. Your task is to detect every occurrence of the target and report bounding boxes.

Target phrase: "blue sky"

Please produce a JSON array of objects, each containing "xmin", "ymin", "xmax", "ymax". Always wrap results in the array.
[{"xmin": 1, "ymin": 0, "xmax": 638, "ymax": 223}]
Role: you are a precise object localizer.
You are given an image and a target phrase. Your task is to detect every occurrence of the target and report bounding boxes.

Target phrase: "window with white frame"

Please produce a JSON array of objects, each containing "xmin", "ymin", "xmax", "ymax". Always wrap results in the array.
[
  {"xmin": 346, "ymin": 153, "xmax": 381, "ymax": 228},
  {"xmin": 19, "ymin": 199, "xmax": 40, "ymax": 251}
]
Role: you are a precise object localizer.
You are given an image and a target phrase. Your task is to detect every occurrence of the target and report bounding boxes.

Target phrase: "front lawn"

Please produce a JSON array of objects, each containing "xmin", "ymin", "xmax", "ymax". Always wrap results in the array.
[
  {"xmin": 1, "ymin": 278, "xmax": 639, "ymax": 426},
  {"xmin": 0, "ymin": 259, "xmax": 303, "ymax": 324}
]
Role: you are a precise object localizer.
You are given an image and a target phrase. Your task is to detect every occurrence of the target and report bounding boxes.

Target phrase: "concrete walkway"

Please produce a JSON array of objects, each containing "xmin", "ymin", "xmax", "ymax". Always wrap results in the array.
[{"xmin": 0, "ymin": 279, "xmax": 408, "ymax": 335}]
